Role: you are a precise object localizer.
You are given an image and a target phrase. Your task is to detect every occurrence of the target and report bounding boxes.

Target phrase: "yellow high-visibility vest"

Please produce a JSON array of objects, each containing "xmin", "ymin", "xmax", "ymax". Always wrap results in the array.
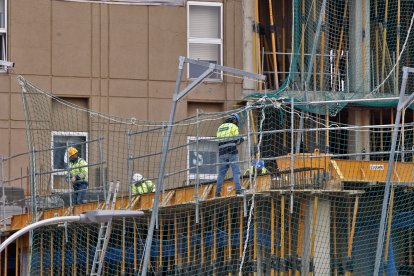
[
  {"xmin": 132, "ymin": 180, "xmax": 155, "ymax": 195},
  {"xmin": 69, "ymin": 158, "xmax": 88, "ymax": 180},
  {"xmin": 217, "ymin": 123, "xmax": 240, "ymax": 154},
  {"xmin": 217, "ymin": 123, "xmax": 239, "ymax": 139}
]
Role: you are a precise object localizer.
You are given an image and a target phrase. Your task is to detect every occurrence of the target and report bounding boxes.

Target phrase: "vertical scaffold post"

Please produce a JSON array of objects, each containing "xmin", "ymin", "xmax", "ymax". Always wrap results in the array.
[
  {"xmin": 31, "ymin": 146, "xmax": 37, "ymax": 220},
  {"xmin": 66, "ymin": 142, "xmax": 73, "ymax": 213},
  {"xmin": 98, "ymin": 135, "xmax": 106, "ymax": 203},
  {"xmin": 126, "ymin": 129, "xmax": 132, "ymax": 205},
  {"xmin": 195, "ymin": 109, "xmax": 200, "ymax": 224}
]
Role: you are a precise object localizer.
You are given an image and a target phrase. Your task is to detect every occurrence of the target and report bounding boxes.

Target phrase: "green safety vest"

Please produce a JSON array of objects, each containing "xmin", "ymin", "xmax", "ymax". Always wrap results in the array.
[
  {"xmin": 69, "ymin": 158, "xmax": 88, "ymax": 180},
  {"xmin": 132, "ymin": 180, "xmax": 155, "ymax": 195}
]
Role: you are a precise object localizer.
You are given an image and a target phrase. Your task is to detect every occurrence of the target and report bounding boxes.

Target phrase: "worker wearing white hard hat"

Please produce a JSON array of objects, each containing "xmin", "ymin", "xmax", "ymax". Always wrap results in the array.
[
  {"xmin": 131, "ymin": 173, "xmax": 155, "ymax": 195},
  {"xmin": 244, "ymin": 159, "xmax": 267, "ymax": 176}
]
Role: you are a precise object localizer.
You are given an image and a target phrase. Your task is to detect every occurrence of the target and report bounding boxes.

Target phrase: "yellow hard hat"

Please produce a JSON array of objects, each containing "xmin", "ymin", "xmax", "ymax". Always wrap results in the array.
[{"xmin": 68, "ymin": 147, "xmax": 78, "ymax": 157}]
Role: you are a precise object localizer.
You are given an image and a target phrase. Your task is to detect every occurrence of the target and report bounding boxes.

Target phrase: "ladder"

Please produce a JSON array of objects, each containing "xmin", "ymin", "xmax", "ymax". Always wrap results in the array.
[{"xmin": 90, "ymin": 180, "xmax": 119, "ymax": 276}]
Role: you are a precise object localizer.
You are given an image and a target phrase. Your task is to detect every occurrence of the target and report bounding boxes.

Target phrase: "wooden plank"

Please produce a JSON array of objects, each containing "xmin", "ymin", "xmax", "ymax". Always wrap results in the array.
[
  {"xmin": 86, "ymin": 229, "xmax": 89, "ymax": 274},
  {"xmin": 162, "ymin": 190, "xmax": 176, "ymax": 206},
  {"xmin": 295, "ymin": 200, "xmax": 304, "ymax": 276},
  {"xmin": 346, "ymin": 195, "xmax": 359, "ymax": 276},
  {"xmin": 309, "ymin": 195, "xmax": 319, "ymax": 275},
  {"xmin": 239, "ymin": 203, "xmax": 244, "ymax": 260},
  {"xmin": 384, "ymin": 188, "xmax": 395, "ymax": 276},
  {"xmin": 159, "ymin": 217, "xmax": 163, "ymax": 270},
  {"xmin": 333, "ymin": 203, "xmax": 338, "ymax": 276},
  {"xmin": 40, "ymin": 233, "xmax": 43, "ymax": 275},
  {"xmin": 333, "ymin": 0, "xmax": 348, "ymax": 90},
  {"xmin": 187, "ymin": 211, "xmax": 191, "ymax": 264},
  {"xmin": 228, "ymin": 204, "xmax": 232, "ymax": 276},
  {"xmin": 174, "ymin": 214, "xmax": 178, "ymax": 268},
  {"xmin": 201, "ymin": 209, "xmax": 205, "ymax": 264},
  {"xmin": 281, "ymin": 195, "xmax": 286, "ymax": 276},
  {"xmin": 288, "ymin": 199, "xmax": 292, "ymax": 276},
  {"xmin": 15, "ymin": 238, "xmax": 18, "ymax": 276},
  {"xmin": 213, "ymin": 209, "xmax": 217, "ymax": 276},
  {"xmin": 254, "ymin": 206, "xmax": 258, "ymax": 276},
  {"xmin": 271, "ymin": 198, "xmax": 275, "ymax": 276},
  {"xmin": 73, "ymin": 228, "xmax": 77, "ymax": 275},
  {"xmin": 409, "ymin": 228, "xmax": 412, "ymax": 265},
  {"xmin": 61, "ymin": 230, "xmax": 65, "ymax": 275},
  {"xmin": 268, "ymin": 0, "xmax": 279, "ymax": 89},
  {"xmin": 201, "ymin": 184, "xmax": 214, "ymax": 200},
  {"xmin": 122, "ymin": 219, "xmax": 126, "ymax": 275},
  {"xmin": 134, "ymin": 220, "xmax": 137, "ymax": 273},
  {"xmin": 128, "ymin": 195, "xmax": 141, "ymax": 209},
  {"xmin": 381, "ymin": 0, "xmax": 390, "ymax": 92},
  {"xmin": 319, "ymin": 4, "xmax": 326, "ymax": 91}
]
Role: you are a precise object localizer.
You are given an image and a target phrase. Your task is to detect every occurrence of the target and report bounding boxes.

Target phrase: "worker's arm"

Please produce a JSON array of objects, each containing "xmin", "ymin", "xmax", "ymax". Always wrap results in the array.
[
  {"xmin": 76, "ymin": 159, "xmax": 88, "ymax": 180},
  {"xmin": 233, "ymin": 126, "xmax": 244, "ymax": 145}
]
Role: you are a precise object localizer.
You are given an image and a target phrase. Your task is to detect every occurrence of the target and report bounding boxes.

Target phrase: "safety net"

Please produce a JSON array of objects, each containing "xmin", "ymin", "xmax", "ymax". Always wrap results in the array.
[{"xmin": 16, "ymin": 74, "xmax": 414, "ymax": 275}]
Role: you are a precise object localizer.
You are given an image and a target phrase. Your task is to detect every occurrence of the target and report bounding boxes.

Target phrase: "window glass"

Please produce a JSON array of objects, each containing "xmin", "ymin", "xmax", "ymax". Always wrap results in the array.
[
  {"xmin": 187, "ymin": 2, "xmax": 222, "ymax": 79},
  {"xmin": 0, "ymin": 1, "xmax": 5, "ymax": 29},
  {"xmin": 189, "ymin": 6, "xmax": 220, "ymax": 39}
]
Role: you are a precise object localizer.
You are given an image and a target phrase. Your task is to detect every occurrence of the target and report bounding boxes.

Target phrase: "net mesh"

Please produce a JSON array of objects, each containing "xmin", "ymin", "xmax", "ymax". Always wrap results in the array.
[
  {"xmin": 255, "ymin": 0, "xmax": 414, "ymax": 115},
  {"xmin": 16, "ymin": 74, "xmax": 414, "ymax": 275}
]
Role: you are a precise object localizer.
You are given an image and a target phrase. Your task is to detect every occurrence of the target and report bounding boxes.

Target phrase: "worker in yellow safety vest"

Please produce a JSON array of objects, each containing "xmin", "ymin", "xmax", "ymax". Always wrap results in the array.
[
  {"xmin": 215, "ymin": 114, "xmax": 244, "ymax": 197},
  {"xmin": 67, "ymin": 146, "xmax": 88, "ymax": 204},
  {"xmin": 132, "ymin": 173, "xmax": 155, "ymax": 195}
]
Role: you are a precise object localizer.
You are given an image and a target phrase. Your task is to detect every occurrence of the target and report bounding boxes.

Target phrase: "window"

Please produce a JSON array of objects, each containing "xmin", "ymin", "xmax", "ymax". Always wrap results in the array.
[
  {"xmin": 187, "ymin": 136, "xmax": 219, "ymax": 182},
  {"xmin": 51, "ymin": 131, "xmax": 88, "ymax": 191},
  {"xmin": 0, "ymin": 0, "xmax": 6, "ymax": 71},
  {"xmin": 187, "ymin": 1, "xmax": 223, "ymax": 80}
]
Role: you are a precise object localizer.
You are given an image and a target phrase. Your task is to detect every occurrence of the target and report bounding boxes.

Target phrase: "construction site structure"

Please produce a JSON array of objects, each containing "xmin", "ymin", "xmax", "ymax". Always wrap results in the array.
[{"xmin": 2, "ymin": 0, "xmax": 414, "ymax": 275}]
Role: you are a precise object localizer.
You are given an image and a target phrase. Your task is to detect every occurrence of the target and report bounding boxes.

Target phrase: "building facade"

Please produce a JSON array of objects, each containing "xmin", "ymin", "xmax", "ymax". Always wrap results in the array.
[{"xmin": 0, "ymin": 0, "xmax": 244, "ymax": 190}]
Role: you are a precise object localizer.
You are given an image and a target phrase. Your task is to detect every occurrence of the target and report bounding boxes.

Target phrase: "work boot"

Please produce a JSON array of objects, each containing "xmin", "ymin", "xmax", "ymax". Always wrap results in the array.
[{"xmin": 215, "ymin": 192, "xmax": 221, "ymax": 198}]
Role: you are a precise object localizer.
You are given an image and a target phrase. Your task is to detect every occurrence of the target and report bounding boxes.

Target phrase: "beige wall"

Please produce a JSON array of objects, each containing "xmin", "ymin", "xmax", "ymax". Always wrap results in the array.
[{"xmin": 0, "ymin": 0, "xmax": 244, "ymax": 189}]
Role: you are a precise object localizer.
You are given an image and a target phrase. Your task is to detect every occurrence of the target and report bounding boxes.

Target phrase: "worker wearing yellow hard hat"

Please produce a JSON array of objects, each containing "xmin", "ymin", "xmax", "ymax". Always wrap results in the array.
[{"xmin": 67, "ymin": 146, "xmax": 88, "ymax": 204}]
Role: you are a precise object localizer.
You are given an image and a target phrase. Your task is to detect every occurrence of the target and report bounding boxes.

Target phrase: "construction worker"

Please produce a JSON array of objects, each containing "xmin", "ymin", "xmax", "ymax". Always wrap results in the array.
[
  {"xmin": 245, "ymin": 159, "xmax": 268, "ymax": 176},
  {"xmin": 215, "ymin": 114, "xmax": 244, "ymax": 197},
  {"xmin": 132, "ymin": 173, "xmax": 155, "ymax": 195},
  {"xmin": 67, "ymin": 147, "xmax": 88, "ymax": 204}
]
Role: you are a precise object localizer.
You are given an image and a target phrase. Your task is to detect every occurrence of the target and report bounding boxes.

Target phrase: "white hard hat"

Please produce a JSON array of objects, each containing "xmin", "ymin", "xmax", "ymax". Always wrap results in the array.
[{"xmin": 132, "ymin": 173, "xmax": 143, "ymax": 182}]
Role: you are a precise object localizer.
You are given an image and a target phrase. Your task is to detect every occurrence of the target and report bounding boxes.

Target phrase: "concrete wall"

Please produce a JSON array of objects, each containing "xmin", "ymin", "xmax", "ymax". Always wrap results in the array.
[{"xmin": 1, "ymin": 0, "xmax": 243, "ymax": 189}]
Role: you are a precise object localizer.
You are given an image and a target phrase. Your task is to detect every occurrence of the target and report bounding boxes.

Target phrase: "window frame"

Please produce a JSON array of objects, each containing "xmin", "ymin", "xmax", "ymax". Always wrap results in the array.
[
  {"xmin": 187, "ymin": 1, "xmax": 223, "ymax": 80},
  {"xmin": 0, "ymin": 0, "xmax": 7, "ymax": 72},
  {"xmin": 187, "ymin": 136, "xmax": 219, "ymax": 183},
  {"xmin": 50, "ymin": 131, "xmax": 89, "ymax": 191}
]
